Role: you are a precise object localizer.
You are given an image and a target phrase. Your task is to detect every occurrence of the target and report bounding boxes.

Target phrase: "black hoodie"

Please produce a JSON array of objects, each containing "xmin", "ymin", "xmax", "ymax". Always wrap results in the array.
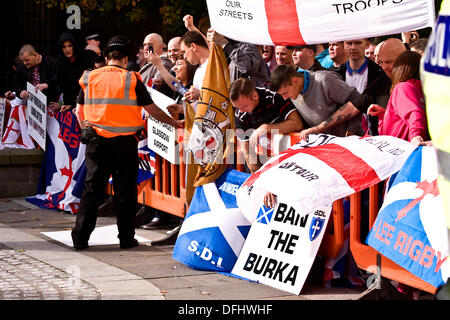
[{"xmin": 56, "ymin": 32, "xmax": 96, "ymax": 108}]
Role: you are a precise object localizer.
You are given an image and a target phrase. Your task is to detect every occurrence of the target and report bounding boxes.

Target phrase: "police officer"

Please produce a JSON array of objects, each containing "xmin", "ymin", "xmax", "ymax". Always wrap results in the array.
[{"xmin": 72, "ymin": 35, "xmax": 183, "ymax": 250}]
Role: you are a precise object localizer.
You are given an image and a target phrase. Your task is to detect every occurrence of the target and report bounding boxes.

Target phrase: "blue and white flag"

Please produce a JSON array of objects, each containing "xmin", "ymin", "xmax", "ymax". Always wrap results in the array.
[
  {"xmin": 366, "ymin": 146, "xmax": 450, "ymax": 289},
  {"xmin": 173, "ymin": 168, "xmax": 251, "ymax": 272},
  {"xmin": 26, "ymin": 109, "xmax": 86, "ymax": 213}
]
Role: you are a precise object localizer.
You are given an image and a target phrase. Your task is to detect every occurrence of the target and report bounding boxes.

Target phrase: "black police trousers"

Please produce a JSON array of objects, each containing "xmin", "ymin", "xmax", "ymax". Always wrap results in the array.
[{"xmin": 72, "ymin": 134, "xmax": 138, "ymax": 246}]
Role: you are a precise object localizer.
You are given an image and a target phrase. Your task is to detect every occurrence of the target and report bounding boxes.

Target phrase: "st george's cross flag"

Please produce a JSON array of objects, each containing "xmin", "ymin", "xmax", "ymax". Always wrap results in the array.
[
  {"xmin": 237, "ymin": 134, "xmax": 416, "ymax": 223},
  {"xmin": 206, "ymin": 0, "xmax": 435, "ymax": 46},
  {"xmin": 0, "ymin": 98, "xmax": 35, "ymax": 150},
  {"xmin": 366, "ymin": 146, "xmax": 450, "ymax": 289},
  {"xmin": 173, "ymin": 168, "xmax": 251, "ymax": 272}
]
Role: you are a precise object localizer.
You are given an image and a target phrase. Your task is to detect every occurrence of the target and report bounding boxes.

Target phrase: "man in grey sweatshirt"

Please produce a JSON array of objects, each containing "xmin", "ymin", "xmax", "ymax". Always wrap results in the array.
[{"xmin": 269, "ymin": 65, "xmax": 363, "ymax": 138}]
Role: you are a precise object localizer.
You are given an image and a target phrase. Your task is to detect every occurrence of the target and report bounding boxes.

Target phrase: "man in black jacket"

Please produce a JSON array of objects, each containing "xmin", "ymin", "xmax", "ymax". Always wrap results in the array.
[
  {"xmin": 334, "ymin": 38, "xmax": 383, "ymax": 135},
  {"xmin": 5, "ymin": 44, "xmax": 60, "ymax": 103},
  {"xmin": 50, "ymin": 32, "xmax": 96, "ymax": 112}
]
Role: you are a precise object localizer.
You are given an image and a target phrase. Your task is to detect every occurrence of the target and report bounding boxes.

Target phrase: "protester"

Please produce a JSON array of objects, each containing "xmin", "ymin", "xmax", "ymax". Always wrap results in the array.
[
  {"xmin": 50, "ymin": 32, "xmax": 96, "ymax": 112},
  {"xmin": 135, "ymin": 45, "xmax": 146, "ymax": 69},
  {"xmin": 289, "ymin": 45, "xmax": 326, "ymax": 72},
  {"xmin": 146, "ymin": 53, "xmax": 198, "ymax": 120},
  {"xmin": 262, "ymin": 45, "xmax": 277, "ymax": 72},
  {"xmin": 85, "ymin": 33, "xmax": 101, "ymax": 53},
  {"xmin": 368, "ymin": 50, "xmax": 429, "ymax": 143},
  {"xmin": 140, "ymin": 33, "xmax": 173, "ymax": 96},
  {"xmin": 328, "ymin": 41, "xmax": 348, "ymax": 71},
  {"xmin": 365, "ymin": 41, "xmax": 377, "ymax": 62},
  {"xmin": 270, "ymin": 65, "xmax": 363, "ymax": 138},
  {"xmin": 179, "ymin": 30, "xmax": 211, "ymax": 108},
  {"xmin": 207, "ymin": 29, "xmax": 269, "ymax": 87},
  {"xmin": 274, "ymin": 46, "xmax": 294, "ymax": 67},
  {"xmin": 297, "ymin": 38, "xmax": 406, "ymax": 140},
  {"xmin": 231, "ymin": 77, "xmax": 303, "ymax": 173},
  {"xmin": 7, "ymin": 44, "xmax": 60, "ymax": 103},
  {"xmin": 315, "ymin": 43, "xmax": 334, "ymax": 68},
  {"xmin": 71, "ymin": 35, "xmax": 183, "ymax": 250},
  {"xmin": 410, "ymin": 38, "xmax": 428, "ymax": 56}
]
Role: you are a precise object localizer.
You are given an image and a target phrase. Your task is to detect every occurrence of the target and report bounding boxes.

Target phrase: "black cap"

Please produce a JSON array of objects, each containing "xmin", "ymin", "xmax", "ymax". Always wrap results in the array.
[
  {"xmin": 287, "ymin": 45, "xmax": 316, "ymax": 52},
  {"xmin": 103, "ymin": 35, "xmax": 130, "ymax": 57},
  {"xmin": 85, "ymin": 33, "xmax": 100, "ymax": 41}
]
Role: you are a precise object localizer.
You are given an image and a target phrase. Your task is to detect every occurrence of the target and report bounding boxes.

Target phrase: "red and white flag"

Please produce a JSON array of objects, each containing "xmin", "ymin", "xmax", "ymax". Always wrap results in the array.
[
  {"xmin": 0, "ymin": 98, "xmax": 35, "ymax": 150},
  {"xmin": 237, "ymin": 134, "xmax": 416, "ymax": 223},
  {"xmin": 206, "ymin": 0, "xmax": 435, "ymax": 45}
]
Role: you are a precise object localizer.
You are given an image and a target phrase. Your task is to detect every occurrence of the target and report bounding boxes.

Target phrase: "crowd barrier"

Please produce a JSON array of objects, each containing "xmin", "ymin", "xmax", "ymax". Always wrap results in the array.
[{"xmin": 349, "ymin": 183, "xmax": 437, "ymax": 294}]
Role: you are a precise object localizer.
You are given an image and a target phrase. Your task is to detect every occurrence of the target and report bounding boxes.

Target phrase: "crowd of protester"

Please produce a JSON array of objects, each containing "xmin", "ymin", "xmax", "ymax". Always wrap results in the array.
[{"xmin": 1, "ymin": 14, "xmax": 432, "ymax": 298}]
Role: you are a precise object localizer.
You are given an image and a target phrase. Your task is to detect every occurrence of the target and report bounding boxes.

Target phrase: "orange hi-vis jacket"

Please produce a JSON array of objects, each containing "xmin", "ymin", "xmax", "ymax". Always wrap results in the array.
[{"xmin": 79, "ymin": 65, "xmax": 145, "ymax": 138}]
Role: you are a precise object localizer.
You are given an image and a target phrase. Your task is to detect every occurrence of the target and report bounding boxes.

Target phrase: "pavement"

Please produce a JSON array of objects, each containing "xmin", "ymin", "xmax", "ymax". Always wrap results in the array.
[{"xmin": 0, "ymin": 197, "xmax": 373, "ymax": 301}]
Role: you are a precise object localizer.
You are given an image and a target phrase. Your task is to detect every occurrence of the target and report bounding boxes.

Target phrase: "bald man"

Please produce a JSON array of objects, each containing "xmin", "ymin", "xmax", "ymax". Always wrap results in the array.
[
  {"xmin": 5, "ymin": 44, "xmax": 60, "ymax": 102},
  {"xmin": 140, "ymin": 33, "xmax": 173, "ymax": 96},
  {"xmin": 167, "ymin": 37, "xmax": 181, "ymax": 64},
  {"xmin": 298, "ymin": 38, "xmax": 406, "ymax": 139}
]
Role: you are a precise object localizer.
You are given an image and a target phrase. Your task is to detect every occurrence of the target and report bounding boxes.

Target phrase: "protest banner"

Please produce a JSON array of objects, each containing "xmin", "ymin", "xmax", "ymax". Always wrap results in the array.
[
  {"xmin": 26, "ymin": 82, "xmax": 47, "ymax": 150},
  {"xmin": 0, "ymin": 98, "xmax": 5, "ymax": 139},
  {"xmin": 147, "ymin": 88, "xmax": 177, "ymax": 164},
  {"xmin": 0, "ymin": 98, "xmax": 35, "ymax": 150},
  {"xmin": 366, "ymin": 146, "xmax": 450, "ymax": 289},
  {"xmin": 232, "ymin": 200, "xmax": 332, "ymax": 294},
  {"xmin": 206, "ymin": 0, "xmax": 435, "ymax": 45},
  {"xmin": 237, "ymin": 134, "xmax": 416, "ymax": 224}
]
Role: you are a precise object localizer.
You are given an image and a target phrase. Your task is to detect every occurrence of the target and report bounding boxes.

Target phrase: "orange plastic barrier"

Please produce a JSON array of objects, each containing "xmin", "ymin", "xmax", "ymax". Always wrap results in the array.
[{"xmin": 349, "ymin": 183, "xmax": 437, "ymax": 294}]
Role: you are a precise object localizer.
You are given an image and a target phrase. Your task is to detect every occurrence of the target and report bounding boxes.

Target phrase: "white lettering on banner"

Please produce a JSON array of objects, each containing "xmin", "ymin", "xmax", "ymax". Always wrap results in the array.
[
  {"xmin": 218, "ymin": 181, "xmax": 240, "ymax": 196},
  {"xmin": 187, "ymin": 240, "xmax": 224, "ymax": 268},
  {"xmin": 232, "ymin": 200, "xmax": 332, "ymax": 295},
  {"xmin": 26, "ymin": 82, "xmax": 47, "ymax": 150}
]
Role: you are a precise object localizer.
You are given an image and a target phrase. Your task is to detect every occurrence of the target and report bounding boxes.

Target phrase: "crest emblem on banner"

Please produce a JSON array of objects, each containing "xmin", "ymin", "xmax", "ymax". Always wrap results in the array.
[{"xmin": 309, "ymin": 216, "xmax": 325, "ymax": 241}]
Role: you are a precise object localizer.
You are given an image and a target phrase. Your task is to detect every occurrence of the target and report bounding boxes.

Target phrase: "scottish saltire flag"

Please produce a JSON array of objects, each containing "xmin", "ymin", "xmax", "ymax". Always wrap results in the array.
[
  {"xmin": 173, "ymin": 168, "xmax": 251, "ymax": 272},
  {"xmin": 26, "ymin": 109, "xmax": 86, "ymax": 214},
  {"xmin": 367, "ymin": 146, "xmax": 450, "ymax": 289}
]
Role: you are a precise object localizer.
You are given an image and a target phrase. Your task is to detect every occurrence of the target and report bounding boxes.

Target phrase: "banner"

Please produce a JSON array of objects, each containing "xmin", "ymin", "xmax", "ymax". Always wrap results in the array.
[
  {"xmin": 237, "ymin": 134, "xmax": 416, "ymax": 223},
  {"xmin": 185, "ymin": 44, "xmax": 235, "ymax": 190},
  {"xmin": 26, "ymin": 82, "xmax": 47, "ymax": 150},
  {"xmin": 206, "ymin": 0, "xmax": 435, "ymax": 45},
  {"xmin": 137, "ymin": 138, "xmax": 156, "ymax": 184},
  {"xmin": 0, "ymin": 98, "xmax": 35, "ymax": 150},
  {"xmin": 147, "ymin": 88, "xmax": 178, "ymax": 164},
  {"xmin": 366, "ymin": 146, "xmax": 450, "ymax": 289},
  {"xmin": 26, "ymin": 109, "xmax": 86, "ymax": 213},
  {"xmin": 232, "ymin": 201, "xmax": 332, "ymax": 294},
  {"xmin": 173, "ymin": 168, "xmax": 251, "ymax": 272}
]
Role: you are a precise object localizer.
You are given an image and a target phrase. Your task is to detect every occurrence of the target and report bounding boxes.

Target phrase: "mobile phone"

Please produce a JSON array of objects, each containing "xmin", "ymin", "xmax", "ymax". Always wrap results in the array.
[{"xmin": 148, "ymin": 45, "xmax": 153, "ymax": 53}]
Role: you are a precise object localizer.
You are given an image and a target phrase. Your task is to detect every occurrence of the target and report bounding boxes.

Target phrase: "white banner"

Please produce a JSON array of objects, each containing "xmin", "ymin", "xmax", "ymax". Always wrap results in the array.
[
  {"xmin": 232, "ymin": 200, "xmax": 332, "ymax": 294},
  {"xmin": 237, "ymin": 134, "xmax": 416, "ymax": 223},
  {"xmin": 27, "ymin": 82, "xmax": 47, "ymax": 150},
  {"xmin": 147, "ymin": 88, "xmax": 177, "ymax": 164},
  {"xmin": 206, "ymin": 0, "xmax": 435, "ymax": 45}
]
